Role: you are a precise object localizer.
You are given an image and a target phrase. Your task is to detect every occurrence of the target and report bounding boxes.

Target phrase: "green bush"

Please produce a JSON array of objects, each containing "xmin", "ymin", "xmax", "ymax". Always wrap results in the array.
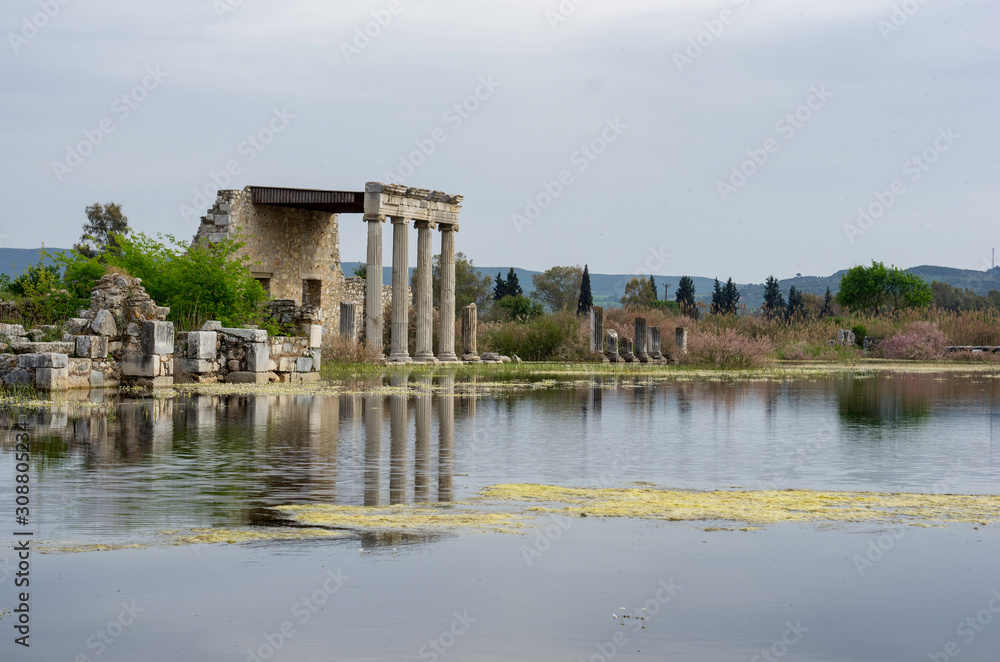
[
  {"xmin": 495, "ymin": 295, "xmax": 543, "ymax": 321},
  {"xmin": 851, "ymin": 324, "xmax": 867, "ymax": 348},
  {"xmin": 484, "ymin": 311, "xmax": 584, "ymax": 360}
]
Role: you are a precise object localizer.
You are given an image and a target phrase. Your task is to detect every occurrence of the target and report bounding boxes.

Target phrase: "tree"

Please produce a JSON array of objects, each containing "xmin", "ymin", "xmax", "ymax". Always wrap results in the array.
[
  {"xmin": 761, "ymin": 276, "xmax": 785, "ymax": 318},
  {"xmin": 723, "ymin": 278, "xmax": 740, "ymax": 314},
  {"xmin": 836, "ymin": 261, "xmax": 931, "ymax": 315},
  {"xmin": 496, "ymin": 294, "xmax": 543, "ymax": 321},
  {"xmin": 675, "ymin": 276, "xmax": 697, "ymax": 318},
  {"xmin": 352, "ymin": 263, "xmax": 367, "ymax": 279},
  {"xmin": 786, "ymin": 286, "xmax": 804, "ymax": 318},
  {"xmin": 649, "ymin": 275, "xmax": 657, "ymax": 300},
  {"xmin": 821, "ymin": 287, "xmax": 834, "ymax": 316},
  {"xmin": 411, "ymin": 251, "xmax": 492, "ymax": 311},
  {"xmin": 620, "ymin": 277, "xmax": 656, "ymax": 308},
  {"xmin": 578, "ymin": 264, "xmax": 593, "ymax": 314},
  {"xmin": 531, "ymin": 265, "xmax": 583, "ymax": 312},
  {"xmin": 505, "ymin": 268, "xmax": 522, "ymax": 298},
  {"xmin": 493, "ymin": 271, "xmax": 508, "ymax": 301},
  {"xmin": 77, "ymin": 202, "xmax": 130, "ymax": 258},
  {"xmin": 710, "ymin": 278, "xmax": 724, "ymax": 315}
]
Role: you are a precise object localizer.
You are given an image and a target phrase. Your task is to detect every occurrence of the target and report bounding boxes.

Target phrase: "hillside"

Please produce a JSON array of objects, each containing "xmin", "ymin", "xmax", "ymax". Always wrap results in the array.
[{"xmin": 0, "ymin": 248, "xmax": 70, "ymax": 278}]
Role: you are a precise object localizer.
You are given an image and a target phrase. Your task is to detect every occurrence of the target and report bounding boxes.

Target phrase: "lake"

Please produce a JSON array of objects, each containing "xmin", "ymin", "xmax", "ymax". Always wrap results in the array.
[{"xmin": 2, "ymin": 368, "xmax": 998, "ymax": 661}]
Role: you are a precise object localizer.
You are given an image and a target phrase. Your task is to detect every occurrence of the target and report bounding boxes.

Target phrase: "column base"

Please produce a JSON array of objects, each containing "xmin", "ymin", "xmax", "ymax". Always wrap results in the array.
[
  {"xmin": 388, "ymin": 353, "xmax": 412, "ymax": 364},
  {"xmin": 462, "ymin": 354, "xmax": 481, "ymax": 362},
  {"xmin": 436, "ymin": 353, "xmax": 459, "ymax": 363},
  {"xmin": 412, "ymin": 353, "xmax": 438, "ymax": 364}
]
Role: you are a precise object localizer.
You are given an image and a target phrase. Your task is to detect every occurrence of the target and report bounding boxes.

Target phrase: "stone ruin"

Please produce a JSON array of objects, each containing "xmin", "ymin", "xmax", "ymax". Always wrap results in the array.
[{"xmin": 588, "ymin": 309, "xmax": 681, "ymax": 365}]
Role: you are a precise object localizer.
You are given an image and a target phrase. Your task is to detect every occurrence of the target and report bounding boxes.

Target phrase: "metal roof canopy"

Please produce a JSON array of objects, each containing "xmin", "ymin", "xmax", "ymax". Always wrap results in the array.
[{"xmin": 249, "ymin": 186, "xmax": 365, "ymax": 213}]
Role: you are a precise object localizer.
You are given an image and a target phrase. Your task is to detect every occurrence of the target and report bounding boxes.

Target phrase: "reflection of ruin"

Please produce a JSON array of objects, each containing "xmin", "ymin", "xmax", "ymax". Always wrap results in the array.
[
  {"xmin": 837, "ymin": 373, "xmax": 934, "ymax": 426},
  {"xmin": 193, "ymin": 183, "xmax": 463, "ymax": 361}
]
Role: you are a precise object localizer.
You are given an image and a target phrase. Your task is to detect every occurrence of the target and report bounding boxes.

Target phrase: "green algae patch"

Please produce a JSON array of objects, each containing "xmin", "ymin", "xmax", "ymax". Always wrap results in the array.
[
  {"xmin": 478, "ymin": 484, "xmax": 1000, "ymax": 527},
  {"xmin": 276, "ymin": 503, "xmax": 526, "ymax": 533},
  {"xmin": 38, "ymin": 527, "xmax": 345, "ymax": 554}
]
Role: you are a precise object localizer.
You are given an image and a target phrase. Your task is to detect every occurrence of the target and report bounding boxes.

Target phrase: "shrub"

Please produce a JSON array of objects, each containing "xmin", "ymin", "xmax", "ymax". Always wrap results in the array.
[
  {"xmin": 679, "ymin": 328, "xmax": 775, "ymax": 369},
  {"xmin": 483, "ymin": 310, "xmax": 587, "ymax": 361},
  {"xmin": 878, "ymin": 322, "xmax": 948, "ymax": 360},
  {"xmin": 851, "ymin": 324, "xmax": 867, "ymax": 348},
  {"xmin": 324, "ymin": 335, "xmax": 383, "ymax": 363}
]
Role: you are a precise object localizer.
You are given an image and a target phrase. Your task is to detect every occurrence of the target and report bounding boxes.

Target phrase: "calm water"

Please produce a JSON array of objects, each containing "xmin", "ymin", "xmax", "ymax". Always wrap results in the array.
[{"xmin": 2, "ymin": 370, "xmax": 999, "ymax": 661}]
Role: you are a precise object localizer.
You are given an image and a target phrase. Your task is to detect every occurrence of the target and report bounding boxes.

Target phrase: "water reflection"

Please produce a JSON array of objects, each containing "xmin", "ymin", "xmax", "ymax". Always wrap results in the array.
[{"xmin": 837, "ymin": 373, "xmax": 933, "ymax": 427}]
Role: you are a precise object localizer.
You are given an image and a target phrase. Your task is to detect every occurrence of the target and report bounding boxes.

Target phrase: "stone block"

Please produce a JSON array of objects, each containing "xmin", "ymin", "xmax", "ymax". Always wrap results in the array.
[
  {"xmin": 213, "ymin": 214, "xmax": 230, "ymax": 226},
  {"xmin": 187, "ymin": 331, "xmax": 217, "ymax": 360},
  {"xmin": 141, "ymin": 321, "xmax": 175, "ymax": 355},
  {"xmin": 75, "ymin": 335, "xmax": 109, "ymax": 359},
  {"xmin": 277, "ymin": 356, "xmax": 296, "ymax": 372},
  {"xmin": 3, "ymin": 370, "xmax": 31, "ymax": 386},
  {"xmin": 18, "ymin": 353, "xmax": 69, "ymax": 369},
  {"xmin": 90, "ymin": 370, "xmax": 105, "ymax": 388},
  {"xmin": 221, "ymin": 327, "xmax": 268, "ymax": 343},
  {"xmin": 65, "ymin": 318, "xmax": 90, "ymax": 335},
  {"xmin": 175, "ymin": 358, "xmax": 215, "ymax": 374},
  {"xmin": 290, "ymin": 372, "xmax": 320, "ymax": 383},
  {"xmin": 294, "ymin": 357, "xmax": 313, "ymax": 373},
  {"xmin": 0, "ymin": 323, "xmax": 26, "ymax": 337},
  {"xmin": 201, "ymin": 320, "xmax": 223, "ymax": 332},
  {"xmin": 306, "ymin": 323, "xmax": 322, "ymax": 349},
  {"xmin": 36, "ymin": 367, "xmax": 70, "ymax": 391},
  {"xmin": 308, "ymin": 349, "xmax": 321, "ymax": 371},
  {"xmin": 226, "ymin": 371, "xmax": 274, "ymax": 384},
  {"xmin": 122, "ymin": 352, "xmax": 161, "ymax": 377},
  {"xmin": 68, "ymin": 358, "xmax": 91, "ymax": 377},
  {"xmin": 481, "ymin": 352, "xmax": 501, "ymax": 362},
  {"xmin": 91, "ymin": 310, "xmax": 118, "ymax": 337},
  {"xmin": 247, "ymin": 342, "xmax": 270, "ymax": 372},
  {"xmin": 207, "ymin": 233, "xmax": 228, "ymax": 244},
  {"xmin": 156, "ymin": 306, "xmax": 171, "ymax": 320},
  {"xmin": 135, "ymin": 376, "xmax": 173, "ymax": 389},
  {"xmin": 12, "ymin": 342, "xmax": 75, "ymax": 355}
]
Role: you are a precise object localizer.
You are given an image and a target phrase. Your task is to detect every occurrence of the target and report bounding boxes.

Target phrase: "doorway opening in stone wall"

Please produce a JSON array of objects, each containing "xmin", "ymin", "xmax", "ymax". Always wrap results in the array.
[{"xmin": 302, "ymin": 279, "xmax": 322, "ymax": 307}]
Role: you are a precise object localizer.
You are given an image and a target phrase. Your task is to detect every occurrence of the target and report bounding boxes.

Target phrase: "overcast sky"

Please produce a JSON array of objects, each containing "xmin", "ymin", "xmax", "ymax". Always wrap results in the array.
[{"xmin": 2, "ymin": 0, "xmax": 997, "ymax": 282}]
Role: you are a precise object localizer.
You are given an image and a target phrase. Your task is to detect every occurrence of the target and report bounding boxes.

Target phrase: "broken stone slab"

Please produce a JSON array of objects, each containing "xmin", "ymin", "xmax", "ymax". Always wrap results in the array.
[
  {"xmin": 75, "ymin": 335, "xmax": 109, "ymax": 359},
  {"xmin": 500, "ymin": 355, "xmax": 511, "ymax": 363},
  {"xmin": 305, "ymin": 323, "xmax": 322, "ymax": 349},
  {"xmin": 675, "ymin": 327, "xmax": 688, "ymax": 354},
  {"xmin": 122, "ymin": 352, "xmax": 161, "ymax": 378},
  {"xmin": 3, "ymin": 370, "xmax": 31, "ymax": 386},
  {"xmin": 156, "ymin": 307, "xmax": 171, "ymax": 320},
  {"xmin": 133, "ymin": 376, "xmax": 174, "ymax": 389},
  {"xmin": 12, "ymin": 342, "xmax": 75, "ymax": 355},
  {"xmin": 605, "ymin": 330, "xmax": 620, "ymax": 363},
  {"xmin": 36, "ymin": 367, "xmax": 70, "ymax": 391},
  {"xmin": 200, "ymin": 320, "xmax": 222, "ymax": 332},
  {"xmin": 246, "ymin": 342, "xmax": 270, "ymax": 372},
  {"xmin": 220, "ymin": 327, "xmax": 268, "ymax": 343},
  {"xmin": 187, "ymin": 331, "xmax": 217, "ymax": 360},
  {"xmin": 18, "ymin": 353, "xmax": 69, "ymax": 369},
  {"xmin": 174, "ymin": 358, "xmax": 215, "ymax": 374},
  {"xmin": 0, "ymin": 323, "xmax": 26, "ymax": 337},
  {"xmin": 276, "ymin": 356, "xmax": 296, "ymax": 373},
  {"xmin": 290, "ymin": 372, "xmax": 320, "ymax": 383},
  {"xmin": 226, "ymin": 371, "xmax": 276, "ymax": 384},
  {"xmin": 294, "ymin": 357, "xmax": 313, "ymax": 373},
  {"xmin": 308, "ymin": 349, "xmax": 321, "ymax": 371},
  {"xmin": 481, "ymin": 352, "xmax": 501, "ymax": 362},
  {"xmin": 91, "ymin": 310, "xmax": 118, "ymax": 337},
  {"xmin": 140, "ymin": 320, "xmax": 175, "ymax": 355}
]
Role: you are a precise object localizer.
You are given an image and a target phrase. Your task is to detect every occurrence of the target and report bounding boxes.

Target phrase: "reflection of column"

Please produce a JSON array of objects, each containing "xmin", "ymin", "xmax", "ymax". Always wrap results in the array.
[
  {"xmin": 414, "ymin": 221, "xmax": 436, "ymax": 363},
  {"xmin": 414, "ymin": 374, "xmax": 432, "ymax": 502},
  {"xmin": 389, "ymin": 384, "xmax": 408, "ymax": 504},
  {"xmin": 364, "ymin": 394, "xmax": 382, "ymax": 506},
  {"xmin": 437, "ymin": 224, "xmax": 458, "ymax": 362},
  {"xmin": 389, "ymin": 217, "xmax": 412, "ymax": 363},
  {"xmin": 438, "ymin": 374, "xmax": 455, "ymax": 501},
  {"xmin": 365, "ymin": 216, "xmax": 384, "ymax": 351}
]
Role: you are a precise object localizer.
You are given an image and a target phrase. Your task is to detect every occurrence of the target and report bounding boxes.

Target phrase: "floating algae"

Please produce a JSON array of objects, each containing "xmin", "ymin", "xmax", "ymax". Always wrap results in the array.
[
  {"xmin": 38, "ymin": 527, "xmax": 345, "ymax": 554},
  {"xmin": 477, "ymin": 484, "xmax": 1000, "ymax": 527},
  {"xmin": 276, "ymin": 503, "xmax": 525, "ymax": 533}
]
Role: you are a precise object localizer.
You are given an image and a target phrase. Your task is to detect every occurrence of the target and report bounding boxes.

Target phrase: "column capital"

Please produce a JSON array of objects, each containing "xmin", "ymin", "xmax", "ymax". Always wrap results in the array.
[
  {"xmin": 437, "ymin": 222, "xmax": 459, "ymax": 233},
  {"xmin": 389, "ymin": 215, "xmax": 410, "ymax": 225},
  {"xmin": 364, "ymin": 214, "xmax": 386, "ymax": 223},
  {"xmin": 413, "ymin": 220, "xmax": 436, "ymax": 230}
]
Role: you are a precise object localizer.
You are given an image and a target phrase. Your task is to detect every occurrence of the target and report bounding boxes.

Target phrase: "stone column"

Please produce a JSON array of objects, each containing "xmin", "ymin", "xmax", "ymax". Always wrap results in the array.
[
  {"xmin": 634, "ymin": 317, "xmax": 649, "ymax": 363},
  {"xmin": 461, "ymin": 303, "xmax": 479, "ymax": 361},
  {"xmin": 437, "ymin": 224, "xmax": 458, "ymax": 362},
  {"xmin": 389, "ymin": 374, "xmax": 408, "ymax": 504},
  {"xmin": 388, "ymin": 217, "xmax": 412, "ymax": 363},
  {"xmin": 340, "ymin": 301, "xmax": 358, "ymax": 341},
  {"xmin": 621, "ymin": 337, "xmax": 635, "ymax": 362},
  {"xmin": 363, "ymin": 394, "xmax": 381, "ymax": 506},
  {"xmin": 438, "ymin": 373, "xmax": 454, "ymax": 501},
  {"xmin": 413, "ymin": 221, "xmax": 436, "ymax": 362},
  {"xmin": 649, "ymin": 327, "xmax": 663, "ymax": 361},
  {"xmin": 365, "ymin": 216, "xmax": 384, "ymax": 352},
  {"xmin": 605, "ymin": 330, "xmax": 620, "ymax": 363},
  {"xmin": 589, "ymin": 306, "xmax": 603, "ymax": 353},
  {"xmin": 675, "ymin": 327, "xmax": 688, "ymax": 355}
]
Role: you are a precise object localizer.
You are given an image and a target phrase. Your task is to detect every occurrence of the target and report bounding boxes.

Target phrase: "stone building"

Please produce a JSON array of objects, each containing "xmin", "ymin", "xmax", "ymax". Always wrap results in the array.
[{"xmin": 193, "ymin": 183, "xmax": 462, "ymax": 361}]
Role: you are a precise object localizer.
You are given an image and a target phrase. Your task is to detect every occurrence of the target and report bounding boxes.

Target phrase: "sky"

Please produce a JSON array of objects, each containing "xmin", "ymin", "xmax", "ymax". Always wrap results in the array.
[{"xmin": 1, "ymin": 0, "xmax": 997, "ymax": 283}]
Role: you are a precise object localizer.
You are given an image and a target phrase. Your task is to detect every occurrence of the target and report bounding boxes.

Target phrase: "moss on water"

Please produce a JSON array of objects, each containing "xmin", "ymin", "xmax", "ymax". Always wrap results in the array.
[
  {"xmin": 479, "ymin": 484, "xmax": 1000, "ymax": 526},
  {"xmin": 38, "ymin": 527, "xmax": 344, "ymax": 554},
  {"xmin": 275, "ymin": 503, "xmax": 525, "ymax": 533}
]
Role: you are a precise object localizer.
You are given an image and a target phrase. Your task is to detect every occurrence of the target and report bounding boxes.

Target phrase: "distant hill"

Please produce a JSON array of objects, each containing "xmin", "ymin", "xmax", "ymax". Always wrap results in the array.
[{"xmin": 0, "ymin": 248, "xmax": 71, "ymax": 278}]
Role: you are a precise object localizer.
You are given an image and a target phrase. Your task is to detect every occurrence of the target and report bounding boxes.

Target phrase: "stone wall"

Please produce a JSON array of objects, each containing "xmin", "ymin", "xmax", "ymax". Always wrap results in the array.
[{"xmin": 193, "ymin": 187, "xmax": 346, "ymax": 340}]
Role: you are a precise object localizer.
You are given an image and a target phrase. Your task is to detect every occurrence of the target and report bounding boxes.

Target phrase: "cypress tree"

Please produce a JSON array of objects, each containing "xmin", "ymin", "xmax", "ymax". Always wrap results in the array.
[
  {"xmin": 493, "ymin": 271, "xmax": 507, "ymax": 301},
  {"xmin": 710, "ymin": 278, "xmax": 724, "ymax": 315},
  {"xmin": 762, "ymin": 276, "xmax": 785, "ymax": 317},
  {"xmin": 577, "ymin": 264, "xmax": 593, "ymax": 314},
  {"xmin": 506, "ymin": 267, "xmax": 522, "ymax": 298},
  {"xmin": 675, "ymin": 276, "xmax": 697, "ymax": 318},
  {"xmin": 649, "ymin": 275, "xmax": 657, "ymax": 300}
]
